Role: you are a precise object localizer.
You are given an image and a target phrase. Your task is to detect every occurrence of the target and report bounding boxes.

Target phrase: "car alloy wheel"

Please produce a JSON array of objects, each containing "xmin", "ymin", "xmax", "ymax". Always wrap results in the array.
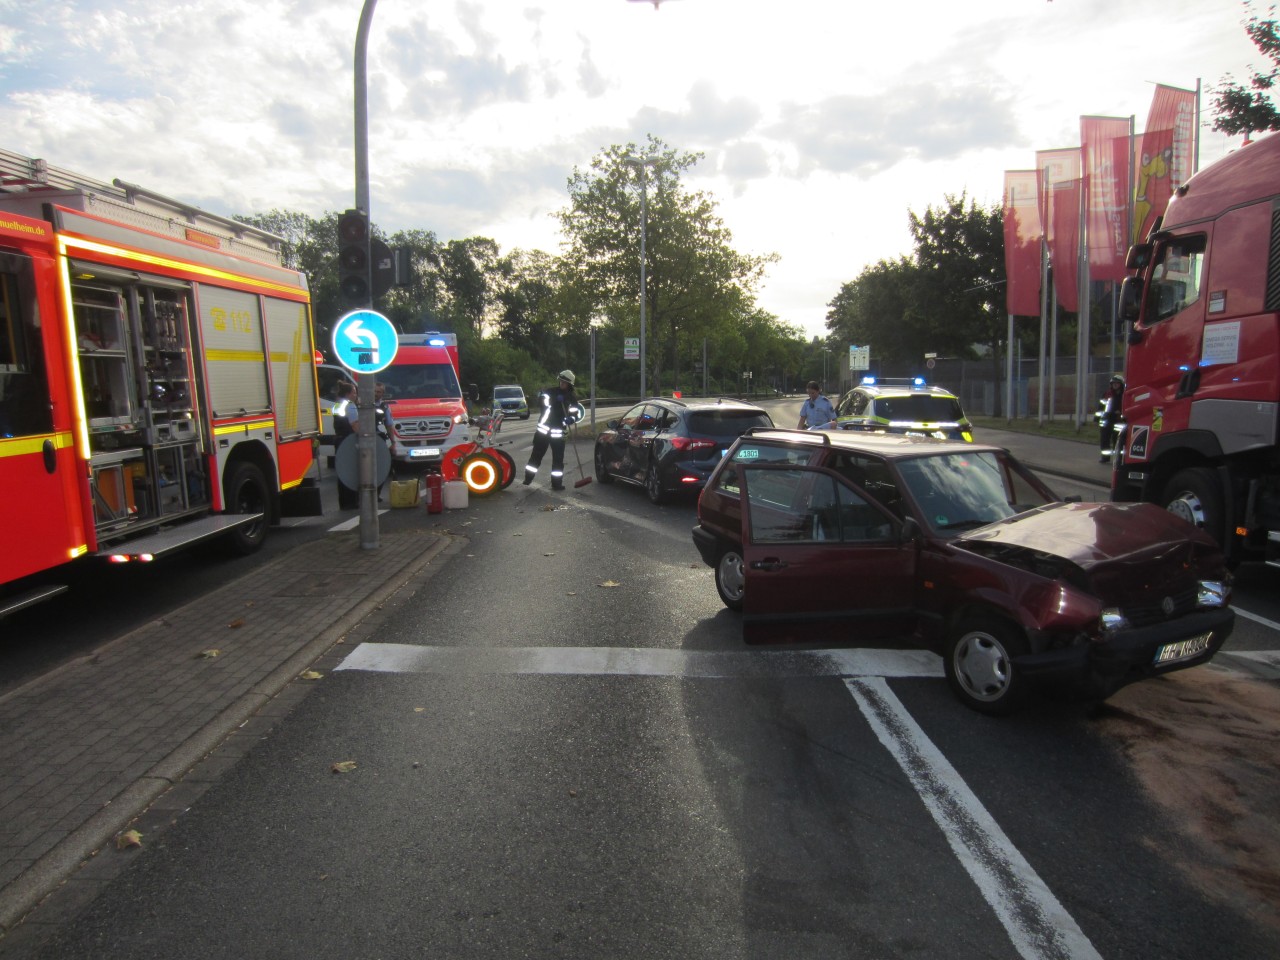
[{"xmin": 645, "ymin": 464, "xmax": 666, "ymax": 505}]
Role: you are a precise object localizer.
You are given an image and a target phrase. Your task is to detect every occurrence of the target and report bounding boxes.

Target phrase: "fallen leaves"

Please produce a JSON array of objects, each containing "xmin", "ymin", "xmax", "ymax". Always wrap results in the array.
[
  {"xmin": 299, "ymin": 670, "xmax": 323, "ymax": 681},
  {"xmin": 227, "ymin": 618, "xmax": 245, "ymax": 629},
  {"xmin": 197, "ymin": 649, "xmax": 220, "ymax": 660},
  {"xmin": 331, "ymin": 760, "xmax": 358, "ymax": 774},
  {"xmin": 598, "ymin": 580, "xmax": 621, "ymax": 588},
  {"xmin": 115, "ymin": 829, "xmax": 142, "ymax": 850}
]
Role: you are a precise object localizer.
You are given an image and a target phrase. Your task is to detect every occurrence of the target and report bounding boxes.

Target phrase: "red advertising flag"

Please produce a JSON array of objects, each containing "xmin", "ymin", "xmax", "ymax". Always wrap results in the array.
[
  {"xmin": 1003, "ymin": 170, "xmax": 1041, "ymax": 316},
  {"xmin": 1080, "ymin": 116, "xmax": 1132, "ymax": 283},
  {"xmin": 1035, "ymin": 147, "xmax": 1080, "ymax": 249},
  {"xmin": 1134, "ymin": 84, "xmax": 1197, "ymax": 243},
  {"xmin": 1051, "ymin": 179, "xmax": 1080, "ymax": 312}
]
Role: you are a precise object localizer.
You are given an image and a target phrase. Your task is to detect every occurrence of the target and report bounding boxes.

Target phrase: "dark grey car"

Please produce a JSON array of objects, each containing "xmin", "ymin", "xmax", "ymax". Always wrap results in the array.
[{"xmin": 594, "ymin": 398, "xmax": 772, "ymax": 504}]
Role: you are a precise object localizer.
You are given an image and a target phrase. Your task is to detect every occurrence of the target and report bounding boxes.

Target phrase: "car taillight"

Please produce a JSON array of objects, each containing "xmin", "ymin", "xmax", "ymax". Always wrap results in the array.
[{"xmin": 670, "ymin": 436, "xmax": 717, "ymax": 452}]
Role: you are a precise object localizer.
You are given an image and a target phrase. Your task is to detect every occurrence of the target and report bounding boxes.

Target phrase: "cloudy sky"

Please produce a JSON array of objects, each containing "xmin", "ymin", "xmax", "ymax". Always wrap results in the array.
[{"xmin": 0, "ymin": 0, "xmax": 1263, "ymax": 337}]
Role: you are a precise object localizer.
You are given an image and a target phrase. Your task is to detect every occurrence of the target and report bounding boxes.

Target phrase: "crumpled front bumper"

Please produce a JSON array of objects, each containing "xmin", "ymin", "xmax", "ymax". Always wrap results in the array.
[{"xmin": 1016, "ymin": 607, "xmax": 1235, "ymax": 698}]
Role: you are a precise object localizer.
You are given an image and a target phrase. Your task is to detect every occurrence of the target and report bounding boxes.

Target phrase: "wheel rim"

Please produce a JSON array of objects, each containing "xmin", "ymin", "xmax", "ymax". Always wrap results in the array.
[
  {"xmin": 952, "ymin": 630, "xmax": 1010, "ymax": 702},
  {"xmin": 717, "ymin": 551, "xmax": 745, "ymax": 603},
  {"xmin": 595, "ymin": 448, "xmax": 608, "ymax": 479},
  {"xmin": 1166, "ymin": 490, "xmax": 1206, "ymax": 527},
  {"xmin": 646, "ymin": 467, "xmax": 661, "ymax": 499}
]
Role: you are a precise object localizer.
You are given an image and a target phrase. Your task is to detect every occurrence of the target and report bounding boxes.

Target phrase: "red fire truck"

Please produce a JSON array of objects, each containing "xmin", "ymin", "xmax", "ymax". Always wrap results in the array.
[
  {"xmin": 0, "ymin": 150, "xmax": 322, "ymax": 616},
  {"xmin": 1113, "ymin": 133, "xmax": 1280, "ymax": 566}
]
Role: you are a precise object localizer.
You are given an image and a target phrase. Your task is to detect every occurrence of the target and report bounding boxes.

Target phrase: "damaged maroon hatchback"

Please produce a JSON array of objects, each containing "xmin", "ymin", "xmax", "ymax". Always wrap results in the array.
[{"xmin": 691, "ymin": 429, "xmax": 1234, "ymax": 715}]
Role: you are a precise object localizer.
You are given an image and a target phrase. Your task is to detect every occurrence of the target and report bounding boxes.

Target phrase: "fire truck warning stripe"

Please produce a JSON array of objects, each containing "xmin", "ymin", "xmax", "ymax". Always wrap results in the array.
[
  {"xmin": 213, "ymin": 419, "xmax": 274, "ymax": 436},
  {"xmin": 206, "ymin": 349, "xmax": 267, "ymax": 363},
  {"xmin": 0, "ymin": 431, "xmax": 75, "ymax": 458}
]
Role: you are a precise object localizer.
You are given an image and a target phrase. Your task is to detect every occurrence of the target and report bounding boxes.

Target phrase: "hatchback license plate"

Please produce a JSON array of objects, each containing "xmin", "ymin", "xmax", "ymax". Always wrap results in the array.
[{"xmin": 1154, "ymin": 632, "xmax": 1213, "ymax": 666}]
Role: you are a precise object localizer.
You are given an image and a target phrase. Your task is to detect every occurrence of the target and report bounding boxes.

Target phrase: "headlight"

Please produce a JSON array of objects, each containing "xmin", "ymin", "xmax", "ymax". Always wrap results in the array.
[
  {"xmin": 453, "ymin": 413, "xmax": 467, "ymax": 424},
  {"xmin": 1196, "ymin": 580, "xmax": 1230, "ymax": 608},
  {"xmin": 1100, "ymin": 608, "xmax": 1129, "ymax": 634}
]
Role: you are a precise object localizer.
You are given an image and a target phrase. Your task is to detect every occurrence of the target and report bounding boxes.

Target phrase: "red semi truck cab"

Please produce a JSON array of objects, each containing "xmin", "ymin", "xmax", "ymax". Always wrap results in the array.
[
  {"xmin": 1113, "ymin": 133, "xmax": 1280, "ymax": 565},
  {"xmin": 375, "ymin": 332, "xmax": 471, "ymax": 468}
]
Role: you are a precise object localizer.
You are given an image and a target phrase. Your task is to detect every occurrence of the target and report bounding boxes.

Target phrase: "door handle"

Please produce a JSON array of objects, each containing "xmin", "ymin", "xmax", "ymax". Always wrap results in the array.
[{"xmin": 750, "ymin": 558, "xmax": 788, "ymax": 571}]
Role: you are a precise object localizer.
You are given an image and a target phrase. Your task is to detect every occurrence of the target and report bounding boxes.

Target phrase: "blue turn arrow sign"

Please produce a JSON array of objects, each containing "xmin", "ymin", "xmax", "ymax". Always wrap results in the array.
[{"xmin": 332, "ymin": 309, "xmax": 398, "ymax": 374}]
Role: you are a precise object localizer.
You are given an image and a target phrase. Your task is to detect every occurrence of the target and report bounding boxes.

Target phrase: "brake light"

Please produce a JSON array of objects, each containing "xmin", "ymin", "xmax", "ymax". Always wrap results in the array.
[{"xmin": 670, "ymin": 437, "xmax": 717, "ymax": 452}]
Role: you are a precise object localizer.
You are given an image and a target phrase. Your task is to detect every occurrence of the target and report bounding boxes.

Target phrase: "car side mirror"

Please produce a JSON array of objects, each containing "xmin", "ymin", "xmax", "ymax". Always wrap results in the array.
[
  {"xmin": 607, "ymin": 419, "xmax": 620, "ymax": 430},
  {"xmin": 899, "ymin": 516, "xmax": 922, "ymax": 544}
]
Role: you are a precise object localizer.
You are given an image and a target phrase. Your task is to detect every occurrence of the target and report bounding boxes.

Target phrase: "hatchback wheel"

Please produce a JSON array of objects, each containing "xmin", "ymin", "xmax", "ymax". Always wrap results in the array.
[
  {"xmin": 715, "ymin": 547, "xmax": 745, "ymax": 611},
  {"xmin": 944, "ymin": 617, "xmax": 1027, "ymax": 715},
  {"xmin": 645, "ymin": 464, "xmax": 667, "ymax": 505}
]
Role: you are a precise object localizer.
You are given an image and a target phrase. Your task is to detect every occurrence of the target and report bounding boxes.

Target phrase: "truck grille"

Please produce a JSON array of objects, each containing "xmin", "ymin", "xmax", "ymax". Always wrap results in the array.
[{"xmin": 395, "ymin": 417, "xmax": 452, "ymax": 439}]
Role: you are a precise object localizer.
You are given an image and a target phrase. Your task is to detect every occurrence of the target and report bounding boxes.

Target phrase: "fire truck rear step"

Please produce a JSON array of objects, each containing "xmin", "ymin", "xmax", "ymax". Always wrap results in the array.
[
  {"xmin": 97, "ymin": 513, "xmax": 264, "ymax": 561},
  {"xmin": 0, "ymin": 585, "xmax": 70, "ymax": 620}
]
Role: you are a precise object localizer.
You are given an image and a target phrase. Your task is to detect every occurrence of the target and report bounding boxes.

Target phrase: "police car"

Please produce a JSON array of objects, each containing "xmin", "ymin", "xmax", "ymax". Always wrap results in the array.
[{"xmin": 827, "ymin": 376, "xmax": 973, "ymax": 442}]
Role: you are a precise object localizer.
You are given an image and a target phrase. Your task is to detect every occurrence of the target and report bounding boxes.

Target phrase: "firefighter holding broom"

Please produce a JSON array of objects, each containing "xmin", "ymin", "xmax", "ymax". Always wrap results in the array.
[{"xmin": 523, "ymin": 370, "xmax": 586, "ymax": 490}]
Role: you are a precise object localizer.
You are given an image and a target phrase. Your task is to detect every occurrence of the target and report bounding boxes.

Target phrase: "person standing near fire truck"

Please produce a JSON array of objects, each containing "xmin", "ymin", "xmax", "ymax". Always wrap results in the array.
[{"xmin": 523, "ymin": 370, "xmax": 585, "ymax": 490}]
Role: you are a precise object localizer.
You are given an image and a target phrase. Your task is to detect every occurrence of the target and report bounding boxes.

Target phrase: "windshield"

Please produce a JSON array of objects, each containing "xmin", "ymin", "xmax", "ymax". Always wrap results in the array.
[
  {"xmin": 896, "ymin": 450, "xmax": 1054, "ymax": 534},
  {"xmin": 377, "ymin": 363, "xmax": 462, "ymax": 401},
  {"xmin": 494, "ymin": 387, "xmax": 523, "ymax": 400},
  {"xmin": 873, "ymin": 395, "xmax": 964, "ymax": 422}
]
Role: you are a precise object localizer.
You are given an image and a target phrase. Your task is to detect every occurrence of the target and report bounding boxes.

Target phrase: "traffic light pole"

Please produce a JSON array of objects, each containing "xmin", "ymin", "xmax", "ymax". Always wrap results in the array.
[{"xmin": 354, "ymin": 0, "xmax": 379, "ymax": 549}]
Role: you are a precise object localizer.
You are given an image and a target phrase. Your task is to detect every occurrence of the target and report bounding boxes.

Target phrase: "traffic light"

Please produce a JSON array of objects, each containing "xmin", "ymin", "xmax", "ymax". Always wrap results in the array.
[{"xmin": 337, "ymin": 209, "xmax": 371, "ymax": 308}]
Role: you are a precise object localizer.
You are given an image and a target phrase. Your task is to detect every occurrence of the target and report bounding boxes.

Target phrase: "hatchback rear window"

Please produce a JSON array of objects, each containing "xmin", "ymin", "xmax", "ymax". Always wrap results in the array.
[
  {"xmin": 872, "ymin": 395, "xmax": 963, "ymax": 421},
  {"xmin": 688, "ymin": 410, "xmax": 772, "ymax": 437}
]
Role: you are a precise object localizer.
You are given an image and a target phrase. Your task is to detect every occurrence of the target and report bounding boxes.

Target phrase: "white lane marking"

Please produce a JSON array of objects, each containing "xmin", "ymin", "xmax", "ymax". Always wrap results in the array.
[
  {"xmin": 335, "ymin": 643, "xmax": 944, "ymax": 678},
  {"xmin": 1225, "ymin": 649, "xmax": 1280, "ymax": 669},
  {"xmin": 1231, "ymin": 604, "xmax": 1280, "ymax": 633},
  {"xmin": 328, "ymin": 509, "xmax": 390, "ymax": 532},
  {"xmin": 846, "ymin": 677, "xmax": 1103, "ymax": 960}
]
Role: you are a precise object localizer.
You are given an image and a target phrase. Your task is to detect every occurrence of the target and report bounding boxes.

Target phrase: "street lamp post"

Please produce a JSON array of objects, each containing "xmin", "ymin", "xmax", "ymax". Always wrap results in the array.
[
  {"xmin": 354, "ymin": 0, "xmax": 379, "ymax": 549},
  {"xmin": 624, "ymin": 157, "xmax": 659, "ymax": 399}
]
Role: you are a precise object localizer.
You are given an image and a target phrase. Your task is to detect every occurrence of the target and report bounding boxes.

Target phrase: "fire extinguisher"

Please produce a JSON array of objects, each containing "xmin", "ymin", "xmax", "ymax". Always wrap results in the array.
[{"xmin": 425, "ymin": 471, "xmax": 443, "ymax": 514}]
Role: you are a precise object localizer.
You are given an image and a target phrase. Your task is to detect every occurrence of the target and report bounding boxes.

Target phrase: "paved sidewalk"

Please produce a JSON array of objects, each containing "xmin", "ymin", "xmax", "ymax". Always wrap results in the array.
[{"xmin": 0, "ymin": 527, "xmax": 462, "ymax": 949}]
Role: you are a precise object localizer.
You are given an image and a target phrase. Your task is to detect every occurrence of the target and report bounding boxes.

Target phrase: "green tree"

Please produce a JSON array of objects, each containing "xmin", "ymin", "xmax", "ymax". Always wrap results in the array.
[
  {"xmin": 557, "ymin": 137, "xmax": 778, "ymax": 394},
  {"xmin": 1213, "ymin": 2, "xmax": 1280, "ymax": 138}
]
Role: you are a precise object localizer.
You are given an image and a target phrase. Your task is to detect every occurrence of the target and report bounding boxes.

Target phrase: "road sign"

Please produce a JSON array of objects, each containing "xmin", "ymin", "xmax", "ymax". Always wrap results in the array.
[
  {"xmin": 624, "ymin": 337, "xmax": 639, "ymax": 360},
  {"xmin": 926, "ymin": 358, "xmax": 936, "ymax": 370},
  {"xmin": 332, "ymin": 309, "xmax": 399, "ymax": 374},
  {"xmin": 849, "ymin": 344, "xmax": 870, "ymax": 371}
]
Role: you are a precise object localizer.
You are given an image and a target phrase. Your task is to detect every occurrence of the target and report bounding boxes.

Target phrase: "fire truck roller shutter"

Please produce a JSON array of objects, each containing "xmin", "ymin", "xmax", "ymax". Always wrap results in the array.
[
  {"xmin": 263, "ymin": 296, "xmax": 320, "ymax": 438},
  {"xmin": 197, "ymin": 284, "xmax": 271, "ymax": 417}
]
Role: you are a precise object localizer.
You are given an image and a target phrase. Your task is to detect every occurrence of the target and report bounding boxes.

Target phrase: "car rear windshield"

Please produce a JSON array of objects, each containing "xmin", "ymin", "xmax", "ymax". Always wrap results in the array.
[
  {"xmin": 688, "ymin": 410, "xmax": 773, "ymax": 437},
  {"xmin": 873, "ymin": 395, "xmax": 964, "ymax": 422},
  {"xmin": 494, "ymin": 387, "xmax": 523, "ymax": 400}
]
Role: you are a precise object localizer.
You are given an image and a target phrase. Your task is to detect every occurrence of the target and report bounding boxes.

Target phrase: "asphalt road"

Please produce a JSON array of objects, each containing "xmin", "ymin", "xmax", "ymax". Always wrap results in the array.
[{"xmin": 8, "ymin": 407, "xmax": 1280, "ymax": 959}]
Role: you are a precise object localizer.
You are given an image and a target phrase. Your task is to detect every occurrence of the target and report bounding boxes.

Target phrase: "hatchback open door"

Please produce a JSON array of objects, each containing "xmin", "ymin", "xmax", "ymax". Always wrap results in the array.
[{"xmin": 739, "ymin": 463, "xmax": 917, "ymax": 645}]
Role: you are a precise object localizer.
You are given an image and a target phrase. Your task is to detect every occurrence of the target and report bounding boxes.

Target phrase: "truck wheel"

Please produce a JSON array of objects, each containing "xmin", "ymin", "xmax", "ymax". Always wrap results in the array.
[
  {"xmin": 715, "ymin": 546, "xmax": 745, "ymax": 611},
  {"xmin": 1161, "ymin": 467, "xmax": 1224, "ymax": 545},
  {"xmin": 944, "ymin": 616, "xmax": 1027, "ymax": 715},
  {"xmin": 224, "ymin": 462, "xmax": 270, "ymax": 556}
]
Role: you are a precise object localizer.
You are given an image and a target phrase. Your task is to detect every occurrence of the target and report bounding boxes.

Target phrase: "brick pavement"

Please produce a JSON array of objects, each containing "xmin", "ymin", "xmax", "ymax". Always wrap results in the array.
[{"xmin": 0, "ymin": 527, "xmax": 460, "ymax": 943}]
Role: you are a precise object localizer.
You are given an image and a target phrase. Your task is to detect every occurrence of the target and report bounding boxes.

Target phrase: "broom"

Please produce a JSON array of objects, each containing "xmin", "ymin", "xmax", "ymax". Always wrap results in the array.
[{"xmin": 569, "ymin": 424, "xmax": 592, "ymax": 488}]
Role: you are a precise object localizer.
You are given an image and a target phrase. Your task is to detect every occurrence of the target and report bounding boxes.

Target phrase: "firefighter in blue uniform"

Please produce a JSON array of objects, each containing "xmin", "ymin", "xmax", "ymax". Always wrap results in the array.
[{"xmin": 523, "ymin": 370, "xmax": 585, "ymax": 490}]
